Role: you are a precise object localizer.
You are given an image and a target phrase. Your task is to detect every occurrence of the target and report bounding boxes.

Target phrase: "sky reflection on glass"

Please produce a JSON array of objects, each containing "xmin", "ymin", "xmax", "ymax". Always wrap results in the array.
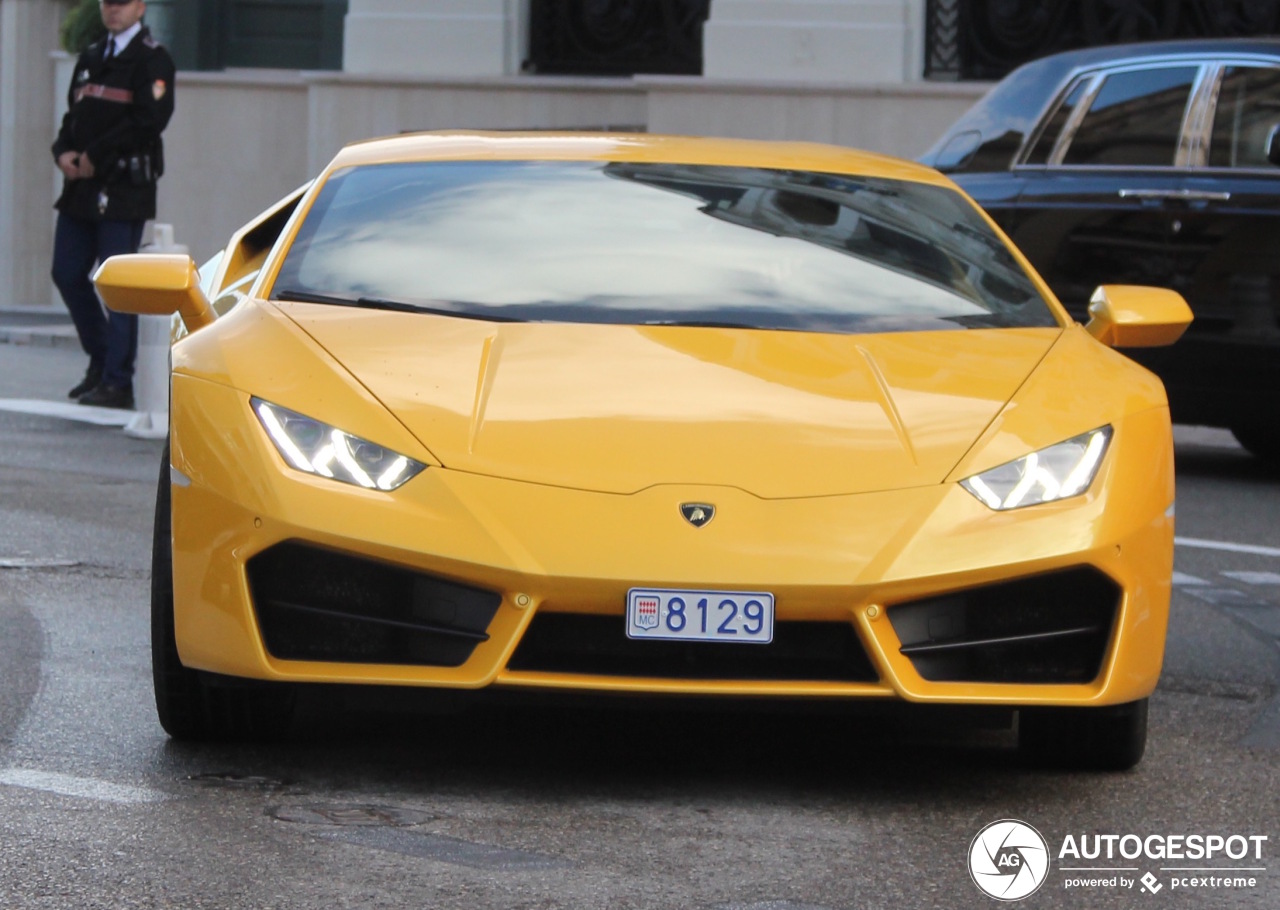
[{"xmin": 272, "ymin": 161, "xmax": 1054, "ymax": 333}]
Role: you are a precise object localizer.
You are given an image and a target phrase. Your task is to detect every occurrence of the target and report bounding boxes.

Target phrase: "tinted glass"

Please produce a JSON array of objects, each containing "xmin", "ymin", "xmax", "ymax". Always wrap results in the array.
[
  {"xmin": 1210, "ymin": 65, "xmax": 1280, "ymax": 168},
  {"xmin": 1026, "ymin": 77, "xmax": 1091, "ymax": 165},
  {"xmin": 272, "ymin": 161, "xmax": 1055, "ymax": 333},
  {"xmin": 1063, "ymin": 66, "xmax": 1197, "ymax": 166}
]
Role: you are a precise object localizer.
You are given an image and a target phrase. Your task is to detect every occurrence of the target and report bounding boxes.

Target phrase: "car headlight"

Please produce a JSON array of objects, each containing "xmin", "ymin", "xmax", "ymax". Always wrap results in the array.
[
  {"xmin": 960, "ymin": 426, "xmax": 1112, "ymax": 511},
  {"xmin": 252, "ymin": 397, "xmax": 426, "ymax": 491}
]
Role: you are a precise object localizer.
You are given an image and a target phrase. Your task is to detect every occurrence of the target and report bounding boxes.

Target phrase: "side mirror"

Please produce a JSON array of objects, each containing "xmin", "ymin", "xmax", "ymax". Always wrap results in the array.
[
  {"xmin": 93, "ymin": 253, "xmax": 216, "ymax": 333},
  {"xmin": 1084, "ymin": 285, "xmax": 1192, "ymax": 348}
]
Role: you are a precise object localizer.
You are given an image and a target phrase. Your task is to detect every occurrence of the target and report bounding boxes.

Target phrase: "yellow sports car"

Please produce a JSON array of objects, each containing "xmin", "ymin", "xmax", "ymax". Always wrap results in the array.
[{"xmin": 95, "ymin": 132, "xmax": 1191, "ymax": 769}]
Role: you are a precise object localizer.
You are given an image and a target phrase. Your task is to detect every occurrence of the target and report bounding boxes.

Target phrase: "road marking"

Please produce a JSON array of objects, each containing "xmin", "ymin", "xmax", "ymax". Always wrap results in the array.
[
  {"xmin": 1172, "ymin": 572, "xmax": 1209, "ymax": 586},
  {"xmin": 0, "ymin": 557, "xmax": 80, "ymax": 569},
  {"xmin": 0, "ymin": 398, "xmax": 131, "ymax": 427},
  {"xmin": 0, "ymin": 768, "xmax": 167, "ymax": 804},
  {"xmin": 1222, "ymin": 571, "xmax": 1280, "ymax": 585},
  {"xmin": 1181, "ymin": 587, "xmax": 1266, "ymax": 607},
  {"xmin": 1175, "ymin": 537, "xmax": 1280, "ymax": 558}
]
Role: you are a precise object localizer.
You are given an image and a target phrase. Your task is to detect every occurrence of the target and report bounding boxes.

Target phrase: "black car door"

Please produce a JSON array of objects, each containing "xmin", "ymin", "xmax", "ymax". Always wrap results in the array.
[
  {"xmin": 1174, "ymin": 62, "xmax": 1280, "ymax": 340},
  {"xmin": 1002, "ymin": 63, "xmax": 1205, "ymax": 321}
]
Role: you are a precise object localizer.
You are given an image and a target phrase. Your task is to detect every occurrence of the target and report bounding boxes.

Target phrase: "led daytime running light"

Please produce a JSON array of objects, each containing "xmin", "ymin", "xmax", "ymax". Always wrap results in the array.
[
  {"xmin": 252, "ymin": 398, "xmax": 425, "ymax": 491},
  {"xmin": 960, "ymin": 426, "xmax": 1112, "ymax": 511}
]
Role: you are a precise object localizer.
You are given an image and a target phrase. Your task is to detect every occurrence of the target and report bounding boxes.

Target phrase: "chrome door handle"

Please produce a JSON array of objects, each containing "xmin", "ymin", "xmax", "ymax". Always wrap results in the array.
[{"xmin": 1119, "ymin": 188, "xmax": 1231, "ymax": 201}]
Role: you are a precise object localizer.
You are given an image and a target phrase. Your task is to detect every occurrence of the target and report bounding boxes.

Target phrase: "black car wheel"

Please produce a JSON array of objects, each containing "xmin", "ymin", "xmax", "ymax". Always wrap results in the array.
[
  {"xmin": 1018, "ymin": 698, "xmax": 1148, "ymax": 771},
  {"xmin": 1230, "ymin": 421, "xmax": 1280, "ymax": 467},
  {"xmin": 152, "ymin": 445, "xmax": 295, "ymax": 740}
]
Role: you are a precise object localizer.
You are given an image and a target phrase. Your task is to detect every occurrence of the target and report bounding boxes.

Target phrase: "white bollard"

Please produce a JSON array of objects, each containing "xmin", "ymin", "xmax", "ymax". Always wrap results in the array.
[{"xmin": 124, "ymin": 223, "xmax": 186, "ymax": 440}]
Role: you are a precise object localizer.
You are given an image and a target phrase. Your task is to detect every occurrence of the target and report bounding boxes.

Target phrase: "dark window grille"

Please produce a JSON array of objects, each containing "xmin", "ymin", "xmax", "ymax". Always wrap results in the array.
[
  {"xmin": 926, "ymin": 0, "xmax": 1280, "ymax": 81},
  {"xmin": 145, "ymin": 0, "xmax": 348, "ymax": 71},
  {"xmin": 527, "ymin": 0, "xmax": 711, "ymax": 75}
]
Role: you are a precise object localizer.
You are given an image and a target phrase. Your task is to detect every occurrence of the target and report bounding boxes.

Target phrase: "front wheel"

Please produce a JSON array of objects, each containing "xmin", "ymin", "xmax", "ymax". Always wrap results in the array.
[
  {"xmin": 1018, "ymin": 699, "xmax": 1148, "ymax": 771},
  {"xmin": 1230, "ymin": 421, "xmax": 1280, "ymax": 467},
  {"xmin": 152, "ymin": 445, "xmax": 295, "ymax": 740}
]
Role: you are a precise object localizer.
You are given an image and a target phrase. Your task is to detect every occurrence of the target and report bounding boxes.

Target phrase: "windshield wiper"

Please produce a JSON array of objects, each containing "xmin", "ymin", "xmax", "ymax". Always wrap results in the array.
[
  {"xmin": 273, "ymin": 289, "xmax": 416, "ymax": 311},
  {"xmin": 273, "ymin": 289, "xmax": 524, "ymax": 322}
]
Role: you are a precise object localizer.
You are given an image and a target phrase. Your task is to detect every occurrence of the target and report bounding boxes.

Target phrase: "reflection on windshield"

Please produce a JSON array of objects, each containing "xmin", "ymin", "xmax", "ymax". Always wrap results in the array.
[{"xmin": 271, "ymin": 160, "xmax": 1055, "ymax": 333}]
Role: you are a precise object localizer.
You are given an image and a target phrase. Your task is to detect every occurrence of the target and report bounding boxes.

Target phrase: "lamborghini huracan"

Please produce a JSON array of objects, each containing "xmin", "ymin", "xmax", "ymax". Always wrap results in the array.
[{"xmin": 94, "ymin": 132, "xmax": 1192, "ymax": 769}]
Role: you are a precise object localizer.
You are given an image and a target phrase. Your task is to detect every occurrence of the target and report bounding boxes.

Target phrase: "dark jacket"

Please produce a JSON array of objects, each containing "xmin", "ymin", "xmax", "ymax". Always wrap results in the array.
[{"xmin": 52, "ymin": 26, "xmax": 176, "ymax": 222}]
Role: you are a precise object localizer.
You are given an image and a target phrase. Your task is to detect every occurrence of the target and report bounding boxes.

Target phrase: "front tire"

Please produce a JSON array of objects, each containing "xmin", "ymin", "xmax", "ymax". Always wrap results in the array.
[
  {"xmin": 152, "ymin": 445, "xmax": 295, "ymax": 740},
  {"xmin": 1018, "ymin": 699, "xmax": 1148, "ymax": 771},
  {"xmin": 1230, "ymin": 421, "xmax": 1280, "ymax": 467}
]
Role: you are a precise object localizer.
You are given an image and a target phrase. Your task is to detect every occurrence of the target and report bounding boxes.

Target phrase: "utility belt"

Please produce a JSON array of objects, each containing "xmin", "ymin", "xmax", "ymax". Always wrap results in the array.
[{"xmin": 106, "ymin": 149, "xmax": 164, "ymax": 187}]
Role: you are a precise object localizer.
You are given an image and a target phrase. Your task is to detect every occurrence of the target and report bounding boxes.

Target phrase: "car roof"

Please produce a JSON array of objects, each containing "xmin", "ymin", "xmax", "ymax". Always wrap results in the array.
[
  {"xmin": 921, "ymin": 37, "xmax": 1280, "ymax": 172},
  {"xmin": 1015, "ymin": 36, "xmax": 1280, "ymax": 74},
  {"xmin": 325, "ymin": 130, "xmax": 955, "ymax": 187}
]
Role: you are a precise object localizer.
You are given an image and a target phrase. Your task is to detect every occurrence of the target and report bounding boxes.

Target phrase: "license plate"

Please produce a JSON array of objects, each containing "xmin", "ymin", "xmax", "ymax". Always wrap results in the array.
[{"xmin": 626, "ymin": 588, "xmax": 774, "ymax": 643}]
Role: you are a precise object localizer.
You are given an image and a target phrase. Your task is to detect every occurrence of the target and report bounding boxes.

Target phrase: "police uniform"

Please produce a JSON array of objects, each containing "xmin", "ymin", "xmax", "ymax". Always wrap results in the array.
[{"xmin": 51, "ymin": 25, "xmax": 175, "ymax": 407}]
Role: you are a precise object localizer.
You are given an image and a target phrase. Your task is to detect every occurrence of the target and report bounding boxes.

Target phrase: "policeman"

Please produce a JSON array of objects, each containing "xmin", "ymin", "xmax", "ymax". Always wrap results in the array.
[{"xmin": 51, "ymin": 0, "xmax": 175, "ymax": 409}]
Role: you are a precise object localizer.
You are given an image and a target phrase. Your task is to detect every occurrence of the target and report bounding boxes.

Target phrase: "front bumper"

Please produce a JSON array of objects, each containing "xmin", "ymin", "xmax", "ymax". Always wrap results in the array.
[{"xmin": 169, "ymin": 374, "xmax": 1175, "ymax": 708}]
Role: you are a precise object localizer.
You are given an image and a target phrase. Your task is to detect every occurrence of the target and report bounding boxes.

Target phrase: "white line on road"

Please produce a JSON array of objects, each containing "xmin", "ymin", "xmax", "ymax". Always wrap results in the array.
[
  {"xmin": 1222, "ymin": 571, "xmax": 1280, "ymax": 585},
  {"xmin": 0, "ymin": 557, "xmax": 80, "ymax": 569},
  {"xmin": 0, "ymin": 768, "xmax": 167, "ymax": 804},
  {"xmin": 0, "ymin": 398, "xmax": 131, "ymax": 426},
  {"xmin": 1175, "ymin": 537, "xmax": 1280, "ymax": 558}
]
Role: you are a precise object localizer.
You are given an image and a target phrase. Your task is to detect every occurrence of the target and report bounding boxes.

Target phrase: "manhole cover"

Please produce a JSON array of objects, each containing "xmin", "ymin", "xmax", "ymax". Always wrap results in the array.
[{"xmin": 269, "ymin": 804, "xmax": 434, "ymax": 827}]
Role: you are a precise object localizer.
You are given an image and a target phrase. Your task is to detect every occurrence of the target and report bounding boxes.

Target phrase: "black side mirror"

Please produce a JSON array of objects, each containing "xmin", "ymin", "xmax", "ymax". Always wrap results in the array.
[{"xmin": 1267, "ymin": 125, "xmax": 1280, "ymax": 166}]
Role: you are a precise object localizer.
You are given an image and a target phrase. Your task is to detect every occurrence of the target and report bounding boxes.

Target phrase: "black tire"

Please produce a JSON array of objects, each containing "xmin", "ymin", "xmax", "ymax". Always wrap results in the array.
[
  {"xmin": 1018, "ymin": 698, "xmax": 1148, "ymax": 771},
  {"xmin": 1230, "ymin": 421, "xmax": 1280, "ymax": 467},
  {"xmin": 152, "ymin": 446, "xmax": 295, "ymax": 740}
]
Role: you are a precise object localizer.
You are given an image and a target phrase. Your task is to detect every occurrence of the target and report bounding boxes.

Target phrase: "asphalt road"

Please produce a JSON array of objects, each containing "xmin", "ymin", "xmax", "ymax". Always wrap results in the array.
[{"xmin": 0, "ymin": 340, "xmax": 1276, "ymax": 910}]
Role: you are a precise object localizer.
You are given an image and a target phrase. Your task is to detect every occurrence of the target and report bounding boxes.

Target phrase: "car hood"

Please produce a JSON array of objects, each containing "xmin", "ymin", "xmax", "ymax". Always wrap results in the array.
[{"xmin": 280, "ymin": 303, "xmax": 1059, "ymax": 498}]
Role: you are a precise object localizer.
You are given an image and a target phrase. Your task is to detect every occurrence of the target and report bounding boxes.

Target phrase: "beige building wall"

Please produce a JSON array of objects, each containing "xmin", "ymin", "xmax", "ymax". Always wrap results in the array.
[
  {"xmin": 644, "ymin": 78, "xmax": 983, "ymax": 154},
  {"xmin": 343, "ymin": 0, "xmax": 530, "ymax": 78},
  {"xmin": 704, "ymin": 0, "xmax": 925, "ymax": 84},
  {"xmin": 302, "ymin": 75, "xmax": 650, "ymax": 175},
  {"xmin": 156, "ymin": 71, "xmax": 311, "ymax": 263},
  {"xmin": 0, "ymin": 0, "xmax": 61, "ymax": 308}
]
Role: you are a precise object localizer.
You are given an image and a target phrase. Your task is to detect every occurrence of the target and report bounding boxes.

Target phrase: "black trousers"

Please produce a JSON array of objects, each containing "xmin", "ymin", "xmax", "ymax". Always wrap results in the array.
[{"xmin": 51, "ymin": 212, "xmax": 145, "ymax": 388}]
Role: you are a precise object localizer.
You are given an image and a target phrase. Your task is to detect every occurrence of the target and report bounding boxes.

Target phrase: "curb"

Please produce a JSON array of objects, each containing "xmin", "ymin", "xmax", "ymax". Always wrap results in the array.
[{"xmin": 0, "ymin": 325, "xmax": 80, "ymax": 351}]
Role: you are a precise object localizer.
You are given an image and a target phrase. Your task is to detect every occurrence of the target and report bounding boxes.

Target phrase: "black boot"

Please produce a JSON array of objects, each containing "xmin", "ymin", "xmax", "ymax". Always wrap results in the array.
[
  {"xmin": 68, "ymin": 366, "xmax": 102, "ymax": 399},
  {"xmin": 78, "ymin": 383, "xmax": 134, "ymax": 410}
]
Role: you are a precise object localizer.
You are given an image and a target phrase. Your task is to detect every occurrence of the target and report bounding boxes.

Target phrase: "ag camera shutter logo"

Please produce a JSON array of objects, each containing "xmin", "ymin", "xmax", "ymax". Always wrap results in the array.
[{"xmin": 969, "ymin": 819, "xmax": 1050, "ymax": 901}]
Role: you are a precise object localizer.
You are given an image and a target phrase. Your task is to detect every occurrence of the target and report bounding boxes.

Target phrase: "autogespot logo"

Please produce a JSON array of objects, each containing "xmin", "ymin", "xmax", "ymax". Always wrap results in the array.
[{"xmin": 969, "ymin": 819, "xmax": 1051, "ymax": 901}]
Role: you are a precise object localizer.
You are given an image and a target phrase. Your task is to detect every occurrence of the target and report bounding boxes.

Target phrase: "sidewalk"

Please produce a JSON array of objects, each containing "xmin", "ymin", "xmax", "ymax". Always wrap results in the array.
[
  {"xmin": 0, "ymin": 306, "xmax": 145, "ymax": 430},
  {"xmin": 0, "ymin": 305, "xmax": 78, "ymax": 350}
]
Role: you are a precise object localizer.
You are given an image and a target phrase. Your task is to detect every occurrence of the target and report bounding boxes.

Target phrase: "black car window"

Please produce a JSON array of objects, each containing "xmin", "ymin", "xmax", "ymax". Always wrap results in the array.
[
  {"xmin": 1026, "ymin": 77, "xmax": 1091, "ymax": 165},
  {"xmin": 271, "ymin": 161, "xmax": 1057, "ymax": 334},
  {"xmin": 1062, "ymin": 66, "xmax": 1197, "ymax": 166},
  {"xmin": 1210, "ymin": 65, "xmax": 1280, "ymax": 168}
]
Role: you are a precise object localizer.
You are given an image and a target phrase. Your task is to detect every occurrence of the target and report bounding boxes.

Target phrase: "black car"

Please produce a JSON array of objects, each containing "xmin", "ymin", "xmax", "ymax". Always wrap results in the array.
[{"xmin": 921, "ymin": 38, "xmax": 1280, "ymax": 461}]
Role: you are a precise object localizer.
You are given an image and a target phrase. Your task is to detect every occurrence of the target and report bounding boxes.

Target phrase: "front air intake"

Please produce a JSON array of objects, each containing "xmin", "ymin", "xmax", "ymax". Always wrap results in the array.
[
  {"xmin": 247, "ymin": 542, "xmax": 500, "ymax": 667},
  {"xmin": 887, "ymin": 567, "xmax": 1120, "ymax": 684},
  {"xmin": 507, "ymin": 613, "xmax": 879, "ymax": 682}
]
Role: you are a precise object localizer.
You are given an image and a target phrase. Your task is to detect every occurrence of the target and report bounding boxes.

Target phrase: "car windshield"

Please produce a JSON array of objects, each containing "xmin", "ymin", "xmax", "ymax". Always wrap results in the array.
[{"xmin": 270, "ymin": 160, "xmax": 1057, "ymax": 333}]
